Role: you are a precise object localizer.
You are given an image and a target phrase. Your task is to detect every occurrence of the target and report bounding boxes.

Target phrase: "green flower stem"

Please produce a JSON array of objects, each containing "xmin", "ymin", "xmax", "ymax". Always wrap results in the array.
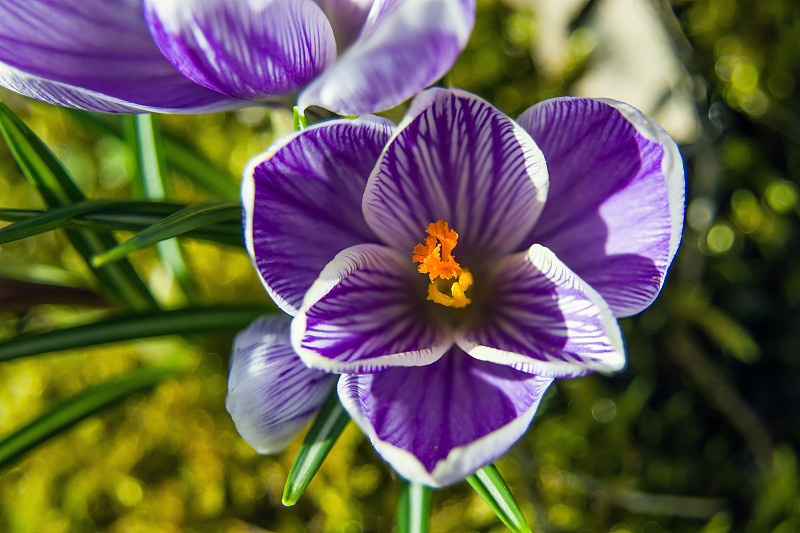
[
  {"xmin": 282, "ymin": 388, "xmax": 351, "ymax": 505},
  {"xmin": 397, "ymin": 480, "xmax": 432, "ymax": 533},
  {"xmin": 467, "ymin": 464, "xmax": 532, "ymax": 532}
]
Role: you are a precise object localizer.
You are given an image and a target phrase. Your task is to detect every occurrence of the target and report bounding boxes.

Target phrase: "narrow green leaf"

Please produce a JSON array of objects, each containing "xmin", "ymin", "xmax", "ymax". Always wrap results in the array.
[
  {"xmin": 293, "ymin": 106, "xmax": 309, "ymax": 131},
  {"xmin": 129, "ymin": 114, "xmax": 194, "ymax": 301},
  {"xmin": 0, "ymin": 365, "xmax": 182, "ymax": 469},
  {"xmin": 466, "ymin": 464, "xmax": 532, "ymax": 533},
  {"xmin": 0, "ymin": 261, "xmax": 91, "ymax": 290},
  {"xmin": 0, "ymin": 199, "xmax": 167, "ymax": 244},
  {"xmin": 282, "ymin": 389, "xmax": 350, "ymax": 506},
  {"xmin": 0, "ymin": 103, "xmax": 81, "ymax": 205},
  {"xmin": 397, "ymin": 479, "xmax": 432, "ymax": 533},
  {"xmin": 0, "ymin": 101, "xmax": 156, "ymax": 311},
  {"xmin": 91, "ymin": 200, "xmax": 240, "ymax": 267},
  {"xmin": 0, "ymin": 204, "xmax": 242, "ymax": 246},
  {"xmin": 66, "ymin": 110, "xmax": 240, "ymax": 199},
  {"xmin": 0, "ymin": 306, "xmax": 270, "ymax": 361}
]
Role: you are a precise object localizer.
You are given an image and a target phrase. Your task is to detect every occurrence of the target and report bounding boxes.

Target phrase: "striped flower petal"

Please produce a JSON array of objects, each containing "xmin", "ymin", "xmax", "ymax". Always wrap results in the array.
[
  {"xmin": 338, "ymin": 347, "xmax": 553, "ymax": 487},
  {"xmin": 292, "ymin": 244, "xmax": 453, "ymax": 373},
  {"xmin": 297, "ymin": 0, "xmax": 476, "ymax": 115},
  {"xmin": 517, "ymin": 97, "xmax": 685, "ymax": 317},
  {"xmin": 363, "ymin": 88, "xmax": 548, "ymax": 264},
  {"xmin": 244, "ymin": 115, "xmax": 394, "ymax": 315},
  {"xmin": 144, "ymin": 0, "xmax": 336, "ymax": 99},
  {"xmin": 226, "ymin": 315, "xmax": 337, "ymax": 454},
  {"xmin": 0, "ymin": 0, "xmax": 240, "ymax": 113},
  {"xmin": 458, "ymin": 244, "xmax": 626, "ymax": 378}
]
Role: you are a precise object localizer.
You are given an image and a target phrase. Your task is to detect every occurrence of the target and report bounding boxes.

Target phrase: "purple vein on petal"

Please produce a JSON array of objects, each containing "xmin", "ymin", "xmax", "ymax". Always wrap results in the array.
[
  {"xmin": 338, "ymin": 348, "xmax": 553, "ymax": 487},
  {"xmin": 460, "ymin": 244, "xmax": 626, "ymax": 377},
  {"xmin": 518, "ymin": 97, "xmax": 685, "ymax": 317},
  {"xmin": 144, "ymin": 0, "xmax": 336, "ymax": 99},
  {"xmin": 243, "ymin": 116, "xmax": 394, "ymax": 315},
  {"xmin": 292, "ymin": 244, "xmax": 452, "ymax": 373},
  {"xmin": 363, "ymin": 88, "xmax": 547, "ymax": 263}
]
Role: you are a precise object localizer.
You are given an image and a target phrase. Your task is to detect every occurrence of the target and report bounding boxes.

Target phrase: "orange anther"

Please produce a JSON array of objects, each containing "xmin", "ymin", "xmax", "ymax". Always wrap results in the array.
[{"xmin": 412, "ymin": 220, "xmax": 462, "ymax": 281}]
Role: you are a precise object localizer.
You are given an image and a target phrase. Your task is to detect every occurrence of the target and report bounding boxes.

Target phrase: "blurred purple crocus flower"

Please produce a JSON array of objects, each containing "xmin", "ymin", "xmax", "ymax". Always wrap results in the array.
[
  {"xmin": 226, "ymin": 88, "xmax": 685, "ymax": 486},
  {"xmin": 0, "ymin": 0, "xmax": 474, "ymax": 115}
]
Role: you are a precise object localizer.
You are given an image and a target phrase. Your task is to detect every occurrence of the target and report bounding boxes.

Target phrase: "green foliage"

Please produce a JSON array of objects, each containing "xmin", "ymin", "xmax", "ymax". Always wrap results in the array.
[
  {"xmin": 397, "ymin": 480, "xmax": 433, "ymax": 533},
  {"xmin": 467, "ymin": 464, "xmax": 531, "ymax": 533},
  {"xmin": 1, "ymin": 0, "xmax": 800, "ymax": 531},
  {"xmin": 0, "ymin": 102, "xmax": 156, "ymax": 311},
  {"xmin": 90, "ymin": 200, "xmax": 240, "ymax": 267},
  {"xmin": 283, "ymin": 389, "xmax": 351, "ymax": 506}
]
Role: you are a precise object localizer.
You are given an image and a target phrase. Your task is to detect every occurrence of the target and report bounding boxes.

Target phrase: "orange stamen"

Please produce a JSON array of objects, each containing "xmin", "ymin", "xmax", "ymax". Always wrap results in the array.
[
  {"xmin": 412, "ymin": 220, "xmax": 462, "ymax": 281},
  {"xmin": 412, "ymin": 220, "xmax": 472, "ymax": 308}
]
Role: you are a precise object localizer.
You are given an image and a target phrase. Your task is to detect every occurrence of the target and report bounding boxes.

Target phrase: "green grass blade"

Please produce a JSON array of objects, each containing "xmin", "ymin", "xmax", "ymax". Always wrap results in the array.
[
  {"xmin": 0, "ymin": 306, "xmax": 270, "ymax": 362},
  {"xmin": 0, "ymin": 101, "xmax": 156, "ymax": 311},
  {"xmin": 0, "ymin": 365, "xmax": 183, "ymax": 469},
  {"xmin": 397, "ymin": 479, "xmax": 432, "ymax": 533},
  {"xmin": 0, "ymin": 204, "xmax": 242, "ymax": 246},
  {"xmin": 0, "ymin": 199, "xmax": 168, "ymax": 244},
  {"xmin": 282, "ymin": 389, "xmax": 350, "ymax": 506},
  {"xmin": 0, "ymin": 103, "xmax": 82, "ymax": 205},
  {"xmin": 131, "ymin": 115, "xmax": 169, "ymax": 200},
  {"xmin": 66, "ymin": 110, "xmax": 240, "ymax": 199},
  {"xmin": 129, "ymin": 114, "xmax": 194, "ymax": 301},
  {"xmin": 91, "ymin": 200, "xmax": 240, "ymax": 267},
  {"xmin": 466, "ymin": 464, "xmax": 532, "ymax": 533},
  {"xmin": 67, "ymin": 230, "xmax": 156, "ymax": 310}
]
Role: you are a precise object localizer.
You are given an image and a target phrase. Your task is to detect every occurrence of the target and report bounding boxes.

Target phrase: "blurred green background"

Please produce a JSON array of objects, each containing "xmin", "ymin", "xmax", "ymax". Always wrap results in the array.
[{"xmin": 1, "ymin": 0, "xmax": 799, "ymax": 531}]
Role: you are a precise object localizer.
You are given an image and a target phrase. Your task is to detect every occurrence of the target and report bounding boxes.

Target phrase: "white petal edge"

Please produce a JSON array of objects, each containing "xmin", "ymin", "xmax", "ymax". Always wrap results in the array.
[
  {"xmin": 226, "ymin": 314, "xmax": 336, "ymax": 454},
  {"xmin": 599, "ymin": 98, "xmax": 686, "ymax": 273},
  {"xmin": 337, "ymin": 372, "xmax": 554, "ymax": 487},
  {"xmin": 459, "ymin": 244, "xmax": 627, "ymax": 377},
  {"xmin": 0, "ymin": 61, "xmax": 243, "ymax": 114}
]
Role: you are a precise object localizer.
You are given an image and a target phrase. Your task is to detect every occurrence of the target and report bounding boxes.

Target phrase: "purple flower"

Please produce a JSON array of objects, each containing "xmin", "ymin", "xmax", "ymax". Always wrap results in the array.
[
  {"xmin": 0, "ymin": 0, "xmax": 474, "ymax": 115},
  {"xmin": 228, "ymin": 88, "xmax": 685, "ymax": 486}
]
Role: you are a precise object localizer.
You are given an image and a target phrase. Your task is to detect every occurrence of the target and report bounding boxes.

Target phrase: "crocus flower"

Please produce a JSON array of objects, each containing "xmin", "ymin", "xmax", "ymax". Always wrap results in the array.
[
  {"xmin": 0, "ymin": 0, "xmax": 474, "ymax": 115},
  {"xmin": 227, "ymin": 88, "xmax": 685, "ymax": 486}
]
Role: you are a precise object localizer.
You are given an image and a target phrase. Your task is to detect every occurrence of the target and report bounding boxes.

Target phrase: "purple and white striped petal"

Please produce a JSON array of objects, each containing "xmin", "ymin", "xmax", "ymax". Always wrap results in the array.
[
  {"xmin": 226, "ymin": 315, "xmax": 337, "ymax": 454},
  {"xmin": 517, "ymin": 98, "xmax": 685, "ymax": 317},
  {"xmin": 313, "ymin": 0, "xmax": 374, "ymax": 50},
  {"xmin": 244, "ymin": 115, "xmax": 394, "ymax": 315},
  {"xmin": 338, "ymin": 348, "xmax": 553, "ymax": 487},
  {"xmin": 297, "ymin": 0, "xmax": 476, "ymax": 115},
  {"xmin": 144, "ymin": 0, "xmax": 336, "ymax": 99},
  {"xmin": 363, "ymin": 89, "xmax": 548, "ymax": 264},
  {"xmin": 292, "ymin": 244, "xmax": 452, "ymax": 373},
  {"xmin": 458, "ymin": 244, "xmax": 626, "ymax": 377},
  {"xmin": 0, "ymin": 0, "xmax": 240, "ymax": 113}
]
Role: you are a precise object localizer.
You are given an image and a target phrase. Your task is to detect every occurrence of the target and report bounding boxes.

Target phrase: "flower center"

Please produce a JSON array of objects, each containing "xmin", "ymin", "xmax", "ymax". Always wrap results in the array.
[{"xmin": 412, "ymin": 220, "xmax": 472, "ymax": 308}]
